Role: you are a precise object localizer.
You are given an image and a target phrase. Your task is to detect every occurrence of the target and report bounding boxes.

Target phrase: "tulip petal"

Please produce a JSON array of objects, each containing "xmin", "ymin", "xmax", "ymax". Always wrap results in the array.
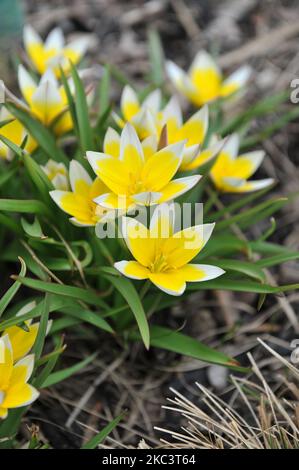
[
  {"xmin": 10, "ymin": 355, "xmax": 35, "ymax": 386},
  {"xmin": 63, "ymin": 37, "xmax": 90, "ymax": 63},
  {"xmin": 87, "ymin": 152, "xmax": 131, "ymax": 195},
  {"xmin": 184, "ymin": 138, "xmax": 224, "ymax": 170},
  {"xmin": 45, "ymin": 27, "xmax": 64, "ymax": 50},
  {"xmin": 236, "ymin": 150, "xmax": 265, "ymax": 178},
  {"xmin": 178, "ymin": 105, "xmax": 208, "ymax": 146},
  {"xmin": 223, "ymin": 178, "xmax": 274, "ymax": 193},
  {"xmin": 161, "ymin": 95, "xmax": 183, "ymax": 130},
  {"xmin": 131, "ymin": 108, "xmax": 157, "ymax": 140},
  {"xmin": 0, "ymin": 335, "xmax": 13, "ymax": 390},
  {"xmin": 142, "ymin": 135, "xmax": 158, "ymax": 159},
  {"xmin": 131, "ymin": 191, "xmax": 162, "ymax": 206},
  {"xmin": 122, "ymin": 217, "xmax": 156, "ymax": 267},
  {"xmin": 142, "ymin": 141, "xmax": 185, "ymax": 191},
  {"xmin": 178, "ymin": 263, "xmax": 225, "ymax": 282},
  {"xmin": 114, "ymin": 260, "xmax": 150, "ymax": 280},
  {"xmin": 69, "ymin": 160, "xmax": 92, "ymax": 193},
  {"xmin": 149, "ymin": 271, "xmax": 186, "ymax": 296},
  {"xmin": 121, "ymin": 85, "xmax": 140, "ymax": 121},
  {"xmin": 4, "ymin": 323, "xmax": 38, "ymax": 363},
  {"xmin": 189, "ymin": 50, "xmax": 222, "ymax": 104},
  {"xmin": 2, "ymin": 383, "xmax": 39, "ymax": 409},
  {"xmin": 0, "ymin": 407, "xmax": 8, "ymax": 419},
  {"xmin": 142, "ymin": 89, "xmax": 161, "ymax": 114},
  {"xmin": 18, "ymin": 64, "xmax": 37, "ymax": 104},
  {"xmin": 103, "ymin": 127, "xmax": 120, "ymax": 157},
  {"xmin": 120, "ymin": 123, "xmax": 144, "ymax": 169},
  {"xmin": 31, "ymin": 77, "xmax": 64, "ymax": 125},
  {"xmin": 23, "ymin": 25, "xmax": 44, "ymax": 74},
  {"xmin": 50, "ymin": 190, "xmax": 96, "ymax": 225},
  {"xmin": 221, "ymin": 65, "xmax": 251, "ymax": 97},
  {"xmin": 158, "ymin": 175, "xmax": 201, "ymax": 202},
  {"xmin": 166, "ymin": 60, "xmax": 195, "ymax": 98},
  {"xmin": 162, "ymin": 223, "xmax": 215, "ymax": 268},
  {"xmin": 149, "ymin": 202, "xmax": 176, "ymax": 238}
]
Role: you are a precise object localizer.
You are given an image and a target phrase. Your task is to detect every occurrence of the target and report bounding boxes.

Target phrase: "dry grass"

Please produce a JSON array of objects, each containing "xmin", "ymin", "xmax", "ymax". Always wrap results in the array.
[{"xmin": 155, "ymin": 340, "xmax": 299, "ymax": 449}]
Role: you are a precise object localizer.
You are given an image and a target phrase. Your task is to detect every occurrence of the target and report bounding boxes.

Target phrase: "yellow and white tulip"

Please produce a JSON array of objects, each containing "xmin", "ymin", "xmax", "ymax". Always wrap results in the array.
[
  {"xmin": 41, "ymin": 159, "xmax": 69, "ymax": 190},
  {"xmin": 114, "ymin": 90, "xmax": 222, "ymax": 170},
  {"xmin": 210, "ymin": 133, "xmax": 274, "ymax": 192},
  {"xmin": 114, "ymin": 203, "xmax": 224, "ymax": 296},
  {"xmin": 24, "ymin": 25, "xmax": 90, "ymax": 77},
  {"xmin": 18, "ymin": 65, "xmax": 72, "ymax": 136},
  {"xmin": 0, "ymin": 335, "xmax": 39, "ymax": 419},
  {"xmin": 50, "ymin": 160, "xmax": 113, "ymax": 226},
  {"xmin": 0, "ymin": 108, "xmax": 37, "ymax": 160},
  {"xmin": 113, "ymin": 86, "xmax": 162, "ymax": 140},
  {"xmin": 1, "ymin": 301, "xmax": 51, "ymax": 363},
  {"xmin": 166, "ymin": 50, "xmax": 251, "ymax": 106},
  {"xmin": 87, "ymin": 123, "xmax": 201, "ymax": 210}
]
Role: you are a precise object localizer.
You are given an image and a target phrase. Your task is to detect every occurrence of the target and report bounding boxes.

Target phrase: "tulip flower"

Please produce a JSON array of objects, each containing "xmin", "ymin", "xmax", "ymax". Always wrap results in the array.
[
  {"xmin": 114, "ymin": 203, "xmax": 224, "ymax": 296},
  {"xmin": 166, "ymin": 50, "xmax": 251, "ymax": 106},
  {"xmin": 113, "ymin": 91, "xmax": 223, "ymax": 171},
  {"xmin": 113, "ymin": 86, "xmax": 162, "ymax": 139},
  {"xmin": 50, "ymin": 160, "xmax": 114, "ymax": 226},
  {"xmin": 0, "ymin": 335, "xmax": 39, "ymax": 419},
  {"xmin": 0, "ymin": 108, "xmax": 37, "ymax": 160},
  {"xmin": 1, "ymin": 301, "xmax": 52, "ymax": 363},
  {"xmin": 23, "ymin": 25, "xmax": 90, "ymax": 77},
  {"xmin": 41, "ymin": 159, "xmax": 69, "ymax": 190},
  {"xmin": 210, "ymin": 134, "xmax": 274, "ymax": 192},
  {"xmin": 18, "ymin": 65, "xmax": 72, "ymax": 136},
  {"xmin": 87, "ymin": 123, "xmax": 201, "ymax": 210}
]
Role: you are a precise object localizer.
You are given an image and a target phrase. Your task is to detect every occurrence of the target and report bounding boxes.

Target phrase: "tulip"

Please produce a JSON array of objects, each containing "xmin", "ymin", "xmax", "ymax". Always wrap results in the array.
[
  {"xmin": 0, "ymin": 108, "xmax": 36, "ymax": 159},
  {"xmin": 41, "ymin": 159, "xmax": 69, "ymax": 190},
  {"xmin": 24, "ymin": 25, "xmax": 89, "ymax": 77},
  {"xmin": 166, "ymin": 50, "xmax": 251, "ymax": 106},
  {"xmin": 210, "ymin": 134, "xmax": 274, "ymax": 192},
  {"xmin": 0, "ymin": 335, "xmax": 39, "ymax": 419},
  {"xmin": 50, "ymin": 160, "xmax": 113, "ymax": 226},
  {"xmin": 114, "ymin": 203, "xmax": 224, "ymax": 296},
  {"xmin": 87, "ymin": 123, "xmax": 201, "ymax": 210},
  {"xmin": 18, "ymin": 65, "xmax": 73, "ymax": 136}
]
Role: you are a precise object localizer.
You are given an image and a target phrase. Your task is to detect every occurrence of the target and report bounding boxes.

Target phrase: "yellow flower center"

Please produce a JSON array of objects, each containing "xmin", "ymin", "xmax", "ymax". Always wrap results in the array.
[{"xmin": 149, "ymin": 254, "xmax": 169, "ymax": 273}]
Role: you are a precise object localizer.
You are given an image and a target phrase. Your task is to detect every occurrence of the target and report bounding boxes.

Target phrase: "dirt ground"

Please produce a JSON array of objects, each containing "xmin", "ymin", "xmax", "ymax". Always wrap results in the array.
[{"xmin": 13, "ymin": 0, "xmax": 299, "ymax": 448}]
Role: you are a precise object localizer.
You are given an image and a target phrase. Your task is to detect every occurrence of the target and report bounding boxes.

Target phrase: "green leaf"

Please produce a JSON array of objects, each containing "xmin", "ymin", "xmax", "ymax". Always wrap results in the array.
[
  {"xmin": 12, "ymin": 277, "xmax": 108, "ymax": 309},
  {"xmin": 32, "ymin": 294, "xmax": 50, "ymax": 360},
  {"xmin": 23, "ymin": 152, "xmax": 54, "ymax": 201},
  {"xmin": 0, "ymin": 134, "xmax": 25, "ymax": 158},
  {"xmin": 70, "ymin": 63, "xmax": 94, "ymax": 152},
  {"xmin": 131, "ymin": 325, "xmax": 247, "ymax": 371},
  {"xmin": 103, "ymin": 273, "xmax": 150, "ymax": 349},
  {"xmin": 6, "ymin": 102, "xmax": 68, "ymax": 164},
  {"xmin": 21, "ymin": 217, "xmax": 46, "ymax": 238},
  {"xmin": 98, "ymin": 64, "xmax": 111, "ymax": 119},
  {"xmin": 59, "ymin": 66, "xmax": 79, "ymax": 137},
  {"xmin": 148, "ymin": 29, "xmax": 164, "ymax": 87},
  {"xmin": 81, "ymin": 412, "xmax": 125, "ymax": 449},
  {"xmin": 41, "ymin": 352, "xmax": 97, "ymax": 388},
  {"xmin": 34, "ymin": 336, "xmax": 66, "ymax": 388},
  {"xmin": 0, "ymin": 258, "xmax": 26, "ymax": 318},
  {"xmin": 0, "ymin": 198, "xmax": 51, "ymax": 217},
  {"xmin": 187, "ymin": 277, "xmax": 299, "ymax": 294},
  {"xmin": 215, "ymin": 259, "xmax": 266, "ymax": 282},
  {"xmin": 215, "ymin": 198, "xmax": 287, "ymax": 231},
  {"xmin": 59, "ymin": 305, "xmax": 114, "ymax": 334},
  {"xmin": 0, "ymin": 164, "xmax": 18, "ymax": 188}
]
